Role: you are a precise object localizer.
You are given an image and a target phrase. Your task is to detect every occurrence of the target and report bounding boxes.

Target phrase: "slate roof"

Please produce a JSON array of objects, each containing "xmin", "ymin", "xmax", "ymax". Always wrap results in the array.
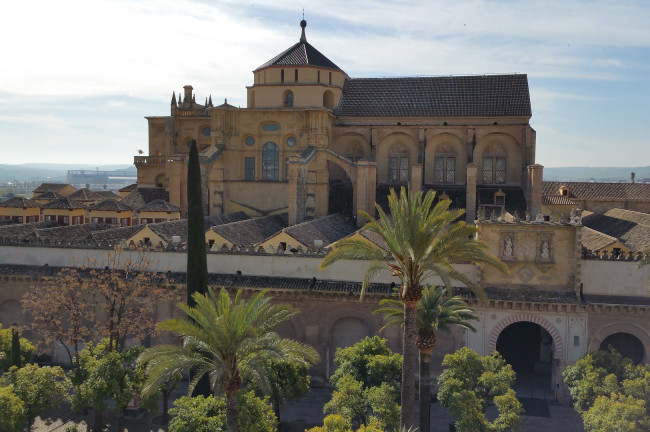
[
  {"xmin": 212, "ymin": 214, "xmax": 286, "ymax": 247},
  {"xmin": 120, "ymin": 188, "xmax": 170, "ymax": 210},
  {"xmin": 139, "ymin": 199, "xmax": 181, "ymax": 213},
  {"xmin": 0, "ymin": 197, "xmax": 39, "ymax": 208},
  {"xmin": 33, "ymin": 183, "xmax": 75, "ymax": 194},
  {"xmin": 283, "ymin": 214, "xmax": 358, "ymax": 247},
  {"xmin": 542, "ymin": 195, "xmax": 577, "ymax": 205},
  {"xmin": 88, "ymin": 199, "xmax": 132, "ymax": 212},
  {"xmin": 255, "ymin": 34, "xmax": 341, "ymax": 71},
  {"xmin": 34, "ymin": 223, "xmax": 114, "ymax": 242},
  {"xmin": 581, "ymin": 227, "xmax": 618, "ymax": 252},
  {"xmin": 42, "ymin": 197, "xmax": 86, "ymax": 210},
  {"xmin": 0, "ymin": 221, "xmax": 60, "ymax": 241},
  {"xmin": 582, "ymin": 211, "xmax": 650, "ymax": 252},
  {"xmin": 335, "ymin": 75, "xmax": 531, "ymax": 118},
  {"xmin": 542, "ymin": 181, "xmax": 650, "ymax": 201},
  {"xmin": 67, "ymin": 188, "xmax": 103, "ymax": 202}
]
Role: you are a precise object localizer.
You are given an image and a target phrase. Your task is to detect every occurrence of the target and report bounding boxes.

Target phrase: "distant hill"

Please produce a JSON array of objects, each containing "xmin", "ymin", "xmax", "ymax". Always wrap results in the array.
[
  {"xmin": 0, "ymin": 164, "xmax": 135, "ymax": 182},
  {"xmin": 542, "ymin": 166, "xmax": 650, "ymax": 182}
]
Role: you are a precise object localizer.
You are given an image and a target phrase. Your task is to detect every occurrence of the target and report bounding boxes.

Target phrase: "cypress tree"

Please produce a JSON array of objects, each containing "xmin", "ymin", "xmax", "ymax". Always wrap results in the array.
[
  {"xmin": 186, "ymin": 139, "xmax": 209, "ymax": 306},
  {"xmin": 186, "ymin": 140, "xmax": 211, "ymax": 396},
  {"xmin": 11, "ymin": 323, "xmax": 21, "ymax": 368}
]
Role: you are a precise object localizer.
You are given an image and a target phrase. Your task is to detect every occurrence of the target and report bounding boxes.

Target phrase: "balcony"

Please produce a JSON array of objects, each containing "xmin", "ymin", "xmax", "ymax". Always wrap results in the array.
[{"xmin": 134, "ymin": 156, "xmax": 166, "ymax": 166}]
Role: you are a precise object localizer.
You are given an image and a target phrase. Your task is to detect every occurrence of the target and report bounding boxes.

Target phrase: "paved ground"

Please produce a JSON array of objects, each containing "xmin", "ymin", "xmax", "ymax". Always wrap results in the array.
[{"xmin": 32, "ymin": 386, "xmax": 585, "ymax": 432}]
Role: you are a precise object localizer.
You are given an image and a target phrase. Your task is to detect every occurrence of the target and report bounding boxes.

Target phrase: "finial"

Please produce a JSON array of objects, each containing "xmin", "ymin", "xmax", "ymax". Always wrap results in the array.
[
  {"xmin": 224, "ymin": 98, "xmax": 228, "ymax": 104},
  {"xmin": 300, "ymin": 15, "xmax": 307, "ymax": 42},
  {"xmin": 208, "ymin": 95, "xmax": 213, "ymax": 106},
  {"xmin": 171, "ymin": 91, "xmax": 177, "ymax": 107}
]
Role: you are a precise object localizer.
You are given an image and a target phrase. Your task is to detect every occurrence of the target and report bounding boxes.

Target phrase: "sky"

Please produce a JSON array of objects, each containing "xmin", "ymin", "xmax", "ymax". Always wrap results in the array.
[{"xmin": 1, "ymin": 0, "xmax": 649, "ymax": 168}]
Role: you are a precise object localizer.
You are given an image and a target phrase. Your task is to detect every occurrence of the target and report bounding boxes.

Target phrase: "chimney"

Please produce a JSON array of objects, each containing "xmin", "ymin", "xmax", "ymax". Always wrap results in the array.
[{"xmin": 183, "ymin": 85, "xmax": 193, "ymax": 104}]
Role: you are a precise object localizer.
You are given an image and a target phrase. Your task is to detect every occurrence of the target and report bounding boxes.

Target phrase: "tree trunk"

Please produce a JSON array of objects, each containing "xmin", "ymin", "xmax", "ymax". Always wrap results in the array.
[
  {"xmin": 401, "ymin": 301, "xmax": 417, "ymax": 430},
  {"xmin": 162, "ymin": 389, "xmax": 170, "ymax": 423},
  {"xmin": 419, "ymin": 350, "xmax": 432, "ymax": 432},
  {"xmin": 93, "ymin": 408, "xmax": 103, "ymax": 432},
  {"xmin": 226, "ymin": 388, "xmax": 239, "ymax": 432}
]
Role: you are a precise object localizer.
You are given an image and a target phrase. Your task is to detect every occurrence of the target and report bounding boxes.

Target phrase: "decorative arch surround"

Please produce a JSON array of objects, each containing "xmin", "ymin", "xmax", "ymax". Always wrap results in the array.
[
  {"xmin": 425, "ymin": 132, "xmax": 466, "ymax": 184},
  {"xmin": 376, "ymin": 132, "xmax": 418, "ymax": 184},
  {"xmin": 473, "ymin": 132, "xmax": 522, "ymax": 185},
  {"xmin": 488, "ymin": 313, "xmax": 564, "ymax": 359},
  {"xmin": 588, "ymin": 322, "xmax": 650, "ymax": 360}
]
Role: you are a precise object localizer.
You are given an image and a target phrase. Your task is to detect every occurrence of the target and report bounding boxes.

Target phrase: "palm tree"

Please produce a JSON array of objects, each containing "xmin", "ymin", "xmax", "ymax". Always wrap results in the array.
[
  {"xmin": 138, "ymin": 288, "xmax": 319, "ymax": 432},
  {"xmin": 320, "ymin": 187, "xmax": 507, "ymax": 429},
  {"xmin": 375, "ymin": 285, "xmax": 478, "ymax": 432}
]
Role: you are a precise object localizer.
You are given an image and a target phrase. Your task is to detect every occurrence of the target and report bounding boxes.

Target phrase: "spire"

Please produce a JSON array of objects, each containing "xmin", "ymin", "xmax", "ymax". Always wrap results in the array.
[
  {"xmin": 208, "ymin": 95, "xmax": 213, "ymax": 107},
  {"xmin": 192, "ymin": 94, "xmax": 196, "ymax": 103},
  {"xmin": 171, "ymin": 91, "xmax": 177, "ymax": 107},
  {"xmin": 300, "ymin": 18, "xmax": 307, "ymax": 42},
  {"xmin": 204, "ymin": 97, "xmax": 208, "ymax": 106}
]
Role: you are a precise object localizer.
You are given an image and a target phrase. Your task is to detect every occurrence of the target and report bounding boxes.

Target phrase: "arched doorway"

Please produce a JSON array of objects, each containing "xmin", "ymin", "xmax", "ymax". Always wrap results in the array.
[
  {"xmin": 329, "ymin": 317, "xmax": 370, "ymax": 377},
  {"xmin": 600, "ymin": 332, "xmax": 645, "ymax": 364},
  {"xmin": 496, "ymin": 322, "xmax": 554, "ymax": 399}
]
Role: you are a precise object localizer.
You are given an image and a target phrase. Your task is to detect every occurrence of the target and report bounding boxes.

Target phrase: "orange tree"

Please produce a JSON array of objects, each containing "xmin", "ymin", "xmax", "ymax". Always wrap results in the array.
[{"xmin": 320, "ymin": 187, "xmax": 507, "ymax": 429}]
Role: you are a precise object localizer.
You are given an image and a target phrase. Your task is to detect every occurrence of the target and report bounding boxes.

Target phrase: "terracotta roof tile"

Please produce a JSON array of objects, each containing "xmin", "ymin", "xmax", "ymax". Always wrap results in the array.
[
  {"xmin": 33, "ymin": 191, "xmax": 64, "ymax": 201},
  {"xmin": 95, "ymin": 191, "xmax": 120, "ymax": 200},
  {"xmin": 0, "ymin": 221, "xmax": 60, "ymax": 240},
  {"xmin": 581, "ymin": 227, "xmax": 618, "ymax": 252},
  {"xmin": 542, "ymin": 195, "xmax": 577, "ymax": 205},
  {"xmin": 582, "ymin": 212, "xmax": 650, "ymax": 252},
  {"xmin": 33, "ymin": 183, "xmax": 75, "ymax": 194},
  {"xmin": 35, "ymin": 223, "xmax": 114, "ymax": 242},
  {"xmin": 88, "ymin": 199, "xmax": 132, "ymax": 212},
  {"xmin": 542, "ymin": 181, "xmax": 650, "ymax": 200},
  {"xmin": 120, "ymin": 188, "xmax": 170, "ymax": 210},
  {"xmin": 91, "ymin": 225, "xmax": 147, "ymax": 243},
  {"xmin": 138, "ymin": 199, "xmax": 181, "ymax": 213},
  {"xmin": 67, "ymin": 188, "xmax": 103, "ymax": 201},
  {"xmin": 143, "ymin": 212, "xmax": 250, "ymax": 244},
  {"xmin": 118, "ymin": 184, "xmax": 138, "ymax": 193},
  {"xmin": 336, "ymin": 75, "xmax": 531, "ymax": 117},
  {"xmin": 0, "ymin": 197, "xmax": 39, "ymax": 208},
  {"xmin": 284, "ymin": 214, "xmax": 357, "ymax": 247},
  {"xmin": 211, "ymin": 214, "xmax": 286, "ymax": 247},
  {"xmin": 255, "ymin": 40, "xmax": 341, "ymax": 71},
  {"xmin": 42, "ymin": 197, "xmax": 86, "ymax": 210}
]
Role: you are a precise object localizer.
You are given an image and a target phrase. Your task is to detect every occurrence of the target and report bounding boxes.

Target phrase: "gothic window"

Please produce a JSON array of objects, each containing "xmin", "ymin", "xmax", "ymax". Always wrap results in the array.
[
  {"xmin": 244, "ymin": 157, "xmax": 255, "ymax": 180},
  {"xmin": 285, "ymin": 91, "xmax": 294, "ymax": 107},
  {"xmin": 262, "ymin": 142, "xmax": 279, "ymax": 180},
  {"xmin": 482, "ymin": 156, "xmax": 506, "ymax": 184},
  {"xmin": 434, "ymin": 155, "xmax": 456, "ymax": 183}
]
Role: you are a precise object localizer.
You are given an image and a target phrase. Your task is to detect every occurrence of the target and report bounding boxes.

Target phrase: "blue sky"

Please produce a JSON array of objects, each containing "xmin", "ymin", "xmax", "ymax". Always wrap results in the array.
[{"xmin": 1, "ymin": 0, "xmax": 648, "ymax": 167}]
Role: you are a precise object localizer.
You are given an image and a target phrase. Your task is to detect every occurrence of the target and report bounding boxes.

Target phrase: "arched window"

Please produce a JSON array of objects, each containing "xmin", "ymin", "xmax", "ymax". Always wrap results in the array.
[
  {"xmin": 483, "ymin": 155, "xmax": 506, "ymax": 184},
  {"xmin": 285, "ymin": 91, "xmax": 294, "ymax": 107},
  {"xmin": 262, "ymin": 142, "xmax": 279, "ymax": 180},
  {"xmin": 388, "ymin": 144, "xmax": 409, "ymax": 184},
  {"xmin": 434, "ymin": 154, "xmax": 456, "ymax": 183}
]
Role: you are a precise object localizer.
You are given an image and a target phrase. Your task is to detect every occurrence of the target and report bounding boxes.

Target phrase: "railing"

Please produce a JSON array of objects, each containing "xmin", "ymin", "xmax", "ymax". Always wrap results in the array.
[{"xmin": 133, "ymin": 156, "xmax": 166, "ymax": 166}]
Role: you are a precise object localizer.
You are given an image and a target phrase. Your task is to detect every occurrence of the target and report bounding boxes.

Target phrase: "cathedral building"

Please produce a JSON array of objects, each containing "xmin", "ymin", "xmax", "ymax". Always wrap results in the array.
[{"xmin": 135, "ymin": 20, "xmax": 540, "ymax": 226}]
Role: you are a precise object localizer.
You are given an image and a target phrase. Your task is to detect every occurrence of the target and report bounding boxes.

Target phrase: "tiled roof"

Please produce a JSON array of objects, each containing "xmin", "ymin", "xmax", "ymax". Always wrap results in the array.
[
  {"xmin": 542, "ymin": 181, "xmax": 650, "ymax": 200},
  {"xmin": 34, "ymin": 223, "xmax": 114, "ymax": 242},
  {"xmin": 0, "ymin": 221, "xmax": 59, "ymax": 240},
  {"xmin": 335, "ymin": 75, "xmax": 531, "ymax": 117},
  {"xmin": 88, "ymin": 199, "xmax": 132, "ymax": 212},
  {"xmin": 603, "ymin": 208, "xmax": 650, "ymax": 226},
  {"xmin": 90, "ymin": 225, "xmax": 147, "ymax": 243},
  {"xmin": 33, "ymin": 191, "xmax": 64, "ymax": 201},
  {"xmin": 582, "ymin": 211, "xmax": 650, "ymax": 252},
  {"xmin": 67, "ymin": 188, "xmax": 103, "ymax": 201},
  {"xmin": 120, "ymin": 188, "xmax": 170, "ymax": 210},
  {"xmin": 42, "ymin": 197, "xmax": 86, "ymax": 210},
  {"xmin": 358, "ymin": 228, "xmax": 389, "ymax": 251},
  {"xmin": 583, "ymin": 294, "xmax": 650, "ymax": 307},
  {"xmin": 0, "ymin": 197, "xmax": 39, "ymax": 208},
  {"xmin": 33, "ymin": 183, "xmax": 74, "ymax": 194},
  {"xmin": 283, "ymin": 214, "xmax": 358, "ymax": 247},
  {"xmin": 255, "ymin": 40, "xmax": 341, "ymax": 71},
  {"xmin": 542, "ymin": 195, "xmax": 576, "ymax": 205},
  {"xmin": 205, "ymin": 212, "xmax": 250, "ymax": 229},
  {"xmin": 95, "ymin": 191, "xmax": 120, "ymax": 200},
  {"xmin": 118, "ymin": 184, "xmax": 138, "ymax": 193},
  {"xmin": 139, "ymin": 199, "xmax": 181, "ymax": 213},
  {"xmin": 212, "ymin": 214, "xmax": 286, "ymax": 247},
  {"xmin": 581, "ymin": 227, "xmax": 618, "ymax": 252},
  {"xmin": 143, "ymin": 212, "xmax": 250, "ymax": 244}
]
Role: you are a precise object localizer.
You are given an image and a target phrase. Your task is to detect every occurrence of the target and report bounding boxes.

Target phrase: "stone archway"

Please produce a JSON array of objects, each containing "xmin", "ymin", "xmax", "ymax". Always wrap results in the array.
[
  {"xmin": 329, "ymin": 316, "xmax": 371, "ymax": 377},
  {"xmin": 488, "ymin": 313, "xmax": 564, "ymax": 359},
  {"xmin": 600, "ymin": 332, "xmax": 645, "ymax": 364},
  {"xmin": 589, "ymin": 323, "xmax": 650, "ymax": 364}
]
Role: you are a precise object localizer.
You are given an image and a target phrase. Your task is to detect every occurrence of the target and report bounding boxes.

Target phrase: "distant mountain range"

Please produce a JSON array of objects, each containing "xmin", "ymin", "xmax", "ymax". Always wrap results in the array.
[{"xmin": 0, "ymin": 164, "xmax": 648, "ymax": 183}]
